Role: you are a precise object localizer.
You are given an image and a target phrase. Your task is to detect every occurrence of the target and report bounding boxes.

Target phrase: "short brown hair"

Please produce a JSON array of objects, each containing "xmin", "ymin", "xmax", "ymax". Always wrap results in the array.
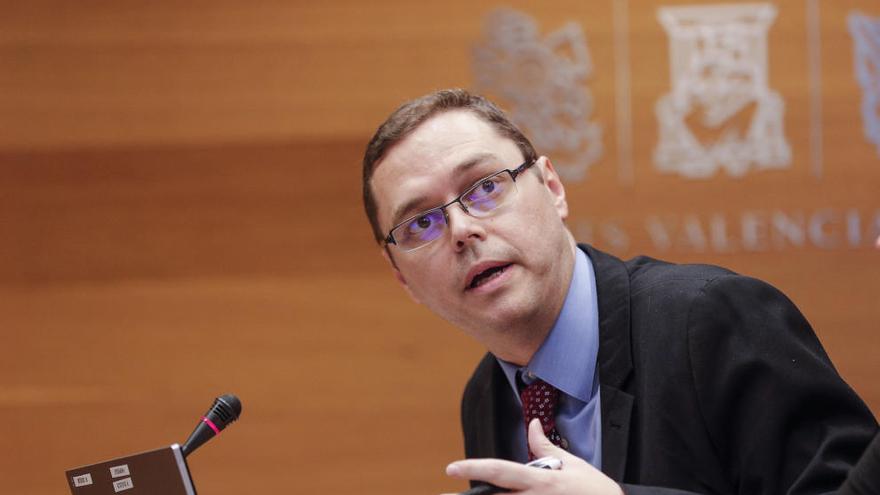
[{"xmin": 362, "ymin": 88, "xmax": 538, "ymax": 244}]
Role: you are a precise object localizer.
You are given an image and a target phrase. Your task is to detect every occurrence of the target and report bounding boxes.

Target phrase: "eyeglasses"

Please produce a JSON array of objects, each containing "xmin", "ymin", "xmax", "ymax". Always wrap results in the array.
[{"xmin": 384, "ymin": 159, "xmax": 536, "ymax": 252}]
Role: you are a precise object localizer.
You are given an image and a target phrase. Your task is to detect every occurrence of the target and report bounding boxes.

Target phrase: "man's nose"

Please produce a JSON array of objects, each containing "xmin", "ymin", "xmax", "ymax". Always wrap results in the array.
[{"xmin": 445, "ymin": 203, "xmax": 487, "ymax": 250}]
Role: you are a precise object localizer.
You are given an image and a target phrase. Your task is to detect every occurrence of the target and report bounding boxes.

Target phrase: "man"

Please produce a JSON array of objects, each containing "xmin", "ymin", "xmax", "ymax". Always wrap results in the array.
[{"xmin": 362, "ymin": 89, "xmax": 878, "ymax": 494}]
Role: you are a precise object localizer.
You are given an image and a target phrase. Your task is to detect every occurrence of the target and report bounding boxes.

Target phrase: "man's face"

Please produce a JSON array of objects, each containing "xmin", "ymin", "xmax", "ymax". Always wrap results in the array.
[{"xmin": 370, "ymin": 110, "xmax": 575, "ymax": 359}]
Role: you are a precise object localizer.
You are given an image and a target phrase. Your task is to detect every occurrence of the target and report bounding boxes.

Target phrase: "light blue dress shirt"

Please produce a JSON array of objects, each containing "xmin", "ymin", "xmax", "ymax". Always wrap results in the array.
[{"xmin": 497, "ymin": 248, "xmax": 602, "ymax": 468}]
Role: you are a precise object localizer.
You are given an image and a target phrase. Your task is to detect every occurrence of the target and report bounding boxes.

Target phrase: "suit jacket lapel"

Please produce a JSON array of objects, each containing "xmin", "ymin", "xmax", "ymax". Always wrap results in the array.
[
  {"xmin": 599, "ymin": 384, "xmax": 634, "ymax": 480},
  {"xmin": 580, "ymin": 244, "xmax": 635, "ymax": 481},
  {"xmin": 465, "ymin": 354, "xmax": 519, "ymax": 461}
]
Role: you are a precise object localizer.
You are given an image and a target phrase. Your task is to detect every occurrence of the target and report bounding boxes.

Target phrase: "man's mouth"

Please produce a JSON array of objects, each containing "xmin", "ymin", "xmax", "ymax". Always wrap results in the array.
[{"xmin": 467, "ymin": 263, "xmax": 512, "ymax": 290}]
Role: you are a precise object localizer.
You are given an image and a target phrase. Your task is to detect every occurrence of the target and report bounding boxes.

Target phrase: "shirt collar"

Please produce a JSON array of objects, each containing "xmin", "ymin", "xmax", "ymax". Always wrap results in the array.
[{"xmin": 498, "ymin": 247, "xmax": 600, "ymax": 404}]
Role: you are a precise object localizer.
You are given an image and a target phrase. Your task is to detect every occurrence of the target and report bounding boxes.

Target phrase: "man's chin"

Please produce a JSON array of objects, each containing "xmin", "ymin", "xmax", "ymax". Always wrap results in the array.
[{"xmin": 468, "ymin": 297, "xmax": 536, "ymax": 330}]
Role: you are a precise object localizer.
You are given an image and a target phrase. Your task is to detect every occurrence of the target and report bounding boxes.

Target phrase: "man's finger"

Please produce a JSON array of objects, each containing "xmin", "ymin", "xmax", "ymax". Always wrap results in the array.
[
  {"xmin": 446, "ymin": 458, "xmax": 547, "ymax": 491},
  {"xmin": 527, "ymin": 418, "xmax": 574, "ymax": 461}
]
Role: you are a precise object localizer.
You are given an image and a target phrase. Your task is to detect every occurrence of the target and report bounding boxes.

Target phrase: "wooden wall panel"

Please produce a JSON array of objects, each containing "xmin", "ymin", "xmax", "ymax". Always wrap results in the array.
[
  {"xmin": 0, "ymin": 142, "xmax": 376, "ymax": 285},
  {"xmin": 0, "ymin": 0, "xmax": 486, "ymax": 149},
  {"xmin": 1, "ymin": 1, "xmax": 878, "ymax": 494}
]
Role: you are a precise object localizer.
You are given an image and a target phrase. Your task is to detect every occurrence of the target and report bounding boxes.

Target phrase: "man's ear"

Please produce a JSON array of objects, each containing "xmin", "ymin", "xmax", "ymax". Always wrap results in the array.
[
  {"xmin": 381, "ymin": 248, "xmax": 422, "ymax": 305},
  {"xmin": 539, "ymin": 157, "xmax": 569, "ymax": 220}
]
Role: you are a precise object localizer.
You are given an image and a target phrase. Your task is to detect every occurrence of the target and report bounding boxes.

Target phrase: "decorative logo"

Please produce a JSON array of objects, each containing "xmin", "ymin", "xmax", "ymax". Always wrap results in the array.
[
  {"xmin": 654, "ymin": 3, "xmax": 791, "ymax": 179},
  {"xmin": 473, "ymin": 8, "xmax": 602, "ymax": 182},
  {"xmin": 848, "ymin": 11, "xmax": 880, "ymax": 156}
]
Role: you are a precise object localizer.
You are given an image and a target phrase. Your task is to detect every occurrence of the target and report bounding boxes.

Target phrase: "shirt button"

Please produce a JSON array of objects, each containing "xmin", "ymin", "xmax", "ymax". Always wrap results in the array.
[
  {"xmin": 560, "ymin": 437, "xmax": 569, "ymax": 450},
  {"xmin": 526, "ymin": 371, "xmax": 536, "ymax": 380}
]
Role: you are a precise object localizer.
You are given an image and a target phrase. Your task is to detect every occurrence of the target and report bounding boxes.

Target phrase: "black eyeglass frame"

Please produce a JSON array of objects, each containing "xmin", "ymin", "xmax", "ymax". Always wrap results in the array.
[{"xmin": 383, "ymin": 158, "xmax": 537, "ymax": 249}]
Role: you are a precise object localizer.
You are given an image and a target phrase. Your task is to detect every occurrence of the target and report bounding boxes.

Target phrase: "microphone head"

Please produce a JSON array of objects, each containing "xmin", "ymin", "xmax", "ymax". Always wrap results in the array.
[
  {"xmin": 181, "ymin": 394, "xmax": 242, "ymax": 457},
  {"xmin": 209, "ymin": 394, "xmax": 242, "ymax": 431}
]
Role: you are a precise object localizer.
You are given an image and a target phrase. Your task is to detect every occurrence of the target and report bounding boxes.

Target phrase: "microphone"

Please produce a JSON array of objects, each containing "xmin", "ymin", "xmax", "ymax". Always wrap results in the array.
[{"xmin": 181, "ymin": 394, "xmax": 242, "ymax": 458}]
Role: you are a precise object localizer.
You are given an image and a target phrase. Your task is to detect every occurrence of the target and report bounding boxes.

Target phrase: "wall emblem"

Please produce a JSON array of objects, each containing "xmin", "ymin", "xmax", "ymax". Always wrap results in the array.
[
  {"xmin": 654, "ymin": 3, "xmax": 791, "ymax": 179},
  {"xmin": 473, "ymin": 8, "xmax": 602, "ymax": 182},
  {"xmin": 849, "ymin": 11, "xmax": 880, "ymax": 157}
]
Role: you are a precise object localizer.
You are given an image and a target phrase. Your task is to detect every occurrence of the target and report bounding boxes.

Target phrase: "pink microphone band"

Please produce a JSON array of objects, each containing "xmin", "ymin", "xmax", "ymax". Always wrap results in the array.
[{"xmin": 202, "ymin": 416, "xmax": 221, "ymax": 435}]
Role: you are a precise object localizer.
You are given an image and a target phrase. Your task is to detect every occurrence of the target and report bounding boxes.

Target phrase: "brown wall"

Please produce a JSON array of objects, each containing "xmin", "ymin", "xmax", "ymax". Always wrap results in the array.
[{"xmin": 1, "ymin": 2, "xmax": 878, "ymax": 494}]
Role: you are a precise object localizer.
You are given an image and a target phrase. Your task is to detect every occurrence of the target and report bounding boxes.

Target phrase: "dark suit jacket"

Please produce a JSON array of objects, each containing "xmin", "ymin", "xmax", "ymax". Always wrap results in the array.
[
  {"xmin": 461, "ymin": 245, "xmax": 878, "ymax": 495},
  {"xmin": 839, "ymin": 433, "xmax": 880, "ymax": 495}
]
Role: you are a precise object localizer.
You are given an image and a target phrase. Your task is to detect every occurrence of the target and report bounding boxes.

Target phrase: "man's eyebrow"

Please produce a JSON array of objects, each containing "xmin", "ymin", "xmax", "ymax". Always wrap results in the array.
[{"xmin": 389, "ymin": 153, "xmax": 497, "ymax": 228}]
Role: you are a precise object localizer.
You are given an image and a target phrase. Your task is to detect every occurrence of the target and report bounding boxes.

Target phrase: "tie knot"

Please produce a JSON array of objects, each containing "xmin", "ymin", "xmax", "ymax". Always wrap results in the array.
[
  {"xmin": 521, "ymin": 379, "xmax": 559, "ymax": 412},
  {"xmin": 520, "ymin": 379, "xmax": 560, "ymax": 430}
]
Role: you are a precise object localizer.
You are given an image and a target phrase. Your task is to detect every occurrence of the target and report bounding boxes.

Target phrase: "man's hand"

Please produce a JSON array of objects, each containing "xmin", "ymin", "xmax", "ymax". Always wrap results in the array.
[{"xmin": 442, "ymin": 419, "xmax": 624, "ymax": 495}]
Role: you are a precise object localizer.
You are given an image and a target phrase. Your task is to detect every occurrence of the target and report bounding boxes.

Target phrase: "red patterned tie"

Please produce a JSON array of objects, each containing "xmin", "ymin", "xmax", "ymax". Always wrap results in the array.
[{"xmin": 520, "ymin": 378, "xmax": 563, "ymax": 459}]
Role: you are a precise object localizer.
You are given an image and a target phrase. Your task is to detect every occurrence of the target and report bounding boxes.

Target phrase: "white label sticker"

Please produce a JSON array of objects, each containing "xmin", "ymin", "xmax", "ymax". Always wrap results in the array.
[
  {"xmin": 72, "ymin": 473, "xmax": 93, "ymax": 487},
  {"xmin": 109, "ymin": 464, "xmax": 130, "ymax": 478},
  {"xmin": 113, "ymin": 477, "xmax": 134, "ymax": 492}
]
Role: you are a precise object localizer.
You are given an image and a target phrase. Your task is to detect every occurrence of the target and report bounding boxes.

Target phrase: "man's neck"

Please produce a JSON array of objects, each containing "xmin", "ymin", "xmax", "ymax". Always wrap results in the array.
[{"xmin": 489, "ymin": 328, "xmax": 549, "ymax": 366}]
